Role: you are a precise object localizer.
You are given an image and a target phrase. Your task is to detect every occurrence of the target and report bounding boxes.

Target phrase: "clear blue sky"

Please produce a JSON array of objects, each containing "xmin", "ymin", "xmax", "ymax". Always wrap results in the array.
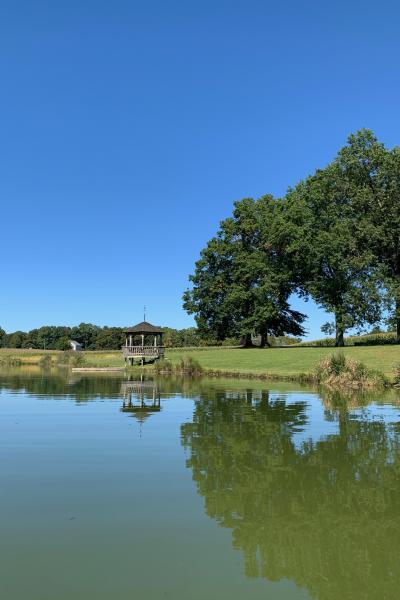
[{"xmin": 1, "ymin": 0, "xmax": 399, "ymax": 338}]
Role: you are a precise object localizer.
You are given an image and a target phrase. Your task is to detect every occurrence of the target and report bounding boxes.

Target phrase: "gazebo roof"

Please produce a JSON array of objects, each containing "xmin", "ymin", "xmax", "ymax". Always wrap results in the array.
[{"xmin": 123, "ymin": 321, "xmax": 164, "ymax": 334}]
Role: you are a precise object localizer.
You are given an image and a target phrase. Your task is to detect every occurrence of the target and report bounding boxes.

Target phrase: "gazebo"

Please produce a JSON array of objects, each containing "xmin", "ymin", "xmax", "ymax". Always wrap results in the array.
[{"xmin": 122, "ymin": 321, "xmax": 164, "ymax": 366}]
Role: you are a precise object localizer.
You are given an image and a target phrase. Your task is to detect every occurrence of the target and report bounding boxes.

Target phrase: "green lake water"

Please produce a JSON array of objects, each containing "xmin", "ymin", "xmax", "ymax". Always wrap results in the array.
[{"xmin": 1, "ymin": 370, "xmax": 400, "ymax": 600}]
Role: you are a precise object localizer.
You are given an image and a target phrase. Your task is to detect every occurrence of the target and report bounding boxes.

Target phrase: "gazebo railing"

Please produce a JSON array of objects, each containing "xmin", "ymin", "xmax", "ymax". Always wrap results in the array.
[{"xmin": 122, "ymin": 345, "xmax": 165, "ymax": 357}]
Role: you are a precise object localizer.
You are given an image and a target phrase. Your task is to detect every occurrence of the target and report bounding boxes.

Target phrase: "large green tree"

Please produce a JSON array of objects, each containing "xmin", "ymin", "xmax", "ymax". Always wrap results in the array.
[
  {"xmin": 183, "ymin": 196, "xmax": 305, "ymax": 347},
  {"xmin": 283, "ymin": 148, "xmax": 382, "ymax": 346},
  {"xmin": 333, "ymin": 130, "xmax": 400, "ymax": 341}
]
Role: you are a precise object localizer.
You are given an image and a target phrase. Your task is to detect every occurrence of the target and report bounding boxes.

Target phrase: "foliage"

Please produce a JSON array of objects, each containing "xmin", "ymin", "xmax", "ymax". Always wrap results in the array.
[
  {"xmin": 92, "ymin": 327, "xmax": 125, "ymax": 350},
  {"xmin": 297, "ymin": 330, "xmax": 398, "ymax": 347},
  {"xmin": 334, "ymin": 130, "xmax": 400, "ymax": 341},
  {"xmin": 6, "ymin": 331, "xmax": 27, "ymax": 348},
  {"xmin": 183, "ymin": 129, "xmax": 400, "ymax": 347},
  {"xmin": 287, "ymin": 129, "xmax": 400, "ymax": 343},
  {"xmin": 314, "ymin": 351, "xmax": 387, "ymax": 388},
  {"xmin": 298, "ymin": 337, "xmax": 337, "ymax": 347},
  {"xmin": 55, "ymin": 336, "xmax": 71, "ymax": 351},
  {"xmin": 161, "ymin": 327, "xmax": 237, "ymax": 347},
  {"xmin": 54, "ymin": 350, "xmax": 86, "ymax": 367},
  {"xmin": 146, "ymin": 356, "xmax": 204, "ymax": 375},
  {"xmin": 70, "ymin": 353, "xmax": 86, "ymax": 367},
  {"xmin": 176, "ymin": 356, "xmax": 203, "ymax": 375},
  {"xmin": 352, "ymin": 331, "xmax": 398, "ymax": 345},
  {"xmin": 273, "ymin": 335, "xmax": 300, "ymax": 345},
  {"xmin": 283, "ymin": 144, "xmax": 382, "ymax": 346},
  {"xmin": 1, "ymin": 323, "xmax": 243, "ymax": 350},
  {"xmin": 153, "ymin": 359, "xmax": 174, "ymax": 374},
  {"xmin": 183, "ymin": 196, "xmax": 306, "ymax": 346},
  {"xmin": 70, "ymin": 323, "xmax": 101, "ymax": 349},
  {"xmin": 320, "ymin": 322, "xmax": 335, "ymax": 336}
]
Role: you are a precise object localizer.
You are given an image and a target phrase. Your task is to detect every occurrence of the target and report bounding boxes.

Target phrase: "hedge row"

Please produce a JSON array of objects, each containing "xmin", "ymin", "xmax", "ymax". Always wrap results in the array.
[{"xmin": 298, "ymin": 332, "xmax": 398, "ymax": 347}]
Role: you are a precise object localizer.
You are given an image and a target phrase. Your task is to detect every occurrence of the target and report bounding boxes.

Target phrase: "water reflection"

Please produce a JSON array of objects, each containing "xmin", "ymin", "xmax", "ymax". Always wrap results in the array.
[
  {"xmin": 181, "ymin": 387, "xmax": 400, "ymax": 600},
  {"xmin": 0, "ymin": 369, "xmax": 124, "ymax": 400},
  {"xmin": 2, "ymin": 369, "xmax": 400, "ymax": 599},
  {"xmin": 121, "ymin": 379, "xmax": 161, "ymax": 422}
]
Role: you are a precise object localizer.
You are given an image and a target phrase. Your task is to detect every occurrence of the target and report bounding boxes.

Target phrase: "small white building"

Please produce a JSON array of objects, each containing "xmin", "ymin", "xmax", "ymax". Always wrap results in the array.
[{"xmin": 70, "ymin": 340, "xmax": 83, "ymax": 352}]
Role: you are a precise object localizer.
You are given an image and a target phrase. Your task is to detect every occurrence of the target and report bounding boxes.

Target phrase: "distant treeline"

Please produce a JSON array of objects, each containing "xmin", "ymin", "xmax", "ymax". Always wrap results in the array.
[
  {"xmin": 0, "ymin": 324, "xmax": 300, "ymax": 350},
  {"xmin": 0, "ymin": 324, "xmax": 216, "ymax": 350}
]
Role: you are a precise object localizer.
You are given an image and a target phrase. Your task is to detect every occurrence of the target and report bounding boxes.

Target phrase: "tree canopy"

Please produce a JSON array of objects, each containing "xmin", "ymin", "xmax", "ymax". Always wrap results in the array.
[
  {"xmin": 334, "ymin": 130, "xmax": 400, "ymax": 339},
  {"xmin": 184, "ymin": 129, "xmax": 400, "ymax": 346},
  {"xmin": 183, "ymin": 196, "xmax": 306, "ymax": 347},
  {"xmin": 283, "ymin": 157, "xmax": 382, "ymax": 345}
]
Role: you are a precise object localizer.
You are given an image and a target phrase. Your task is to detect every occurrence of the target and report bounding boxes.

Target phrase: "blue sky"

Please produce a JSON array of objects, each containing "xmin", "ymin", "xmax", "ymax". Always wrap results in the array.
[{"xmin": 1, "ymin": 0, "xmax": 399, "ymax": 338}]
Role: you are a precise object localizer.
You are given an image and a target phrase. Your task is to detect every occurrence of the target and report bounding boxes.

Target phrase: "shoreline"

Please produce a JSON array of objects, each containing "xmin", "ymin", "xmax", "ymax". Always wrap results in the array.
[
  {"xmin": 149, "ymin": 367, "xmax": 393, "ymax": 389},
  {"xmin": 71, "ymin": 364, "xmax": 394, "ymax": 389},
  {"xmin": 0, "ymin": 346, "xmax": 397, "ymax": 388}
]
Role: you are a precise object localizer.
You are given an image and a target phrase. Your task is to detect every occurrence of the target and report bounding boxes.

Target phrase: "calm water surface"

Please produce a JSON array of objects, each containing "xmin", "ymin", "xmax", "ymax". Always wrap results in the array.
[{"xmin": 0, "ymin": 370, "xmax": 400, "ymax": 600}]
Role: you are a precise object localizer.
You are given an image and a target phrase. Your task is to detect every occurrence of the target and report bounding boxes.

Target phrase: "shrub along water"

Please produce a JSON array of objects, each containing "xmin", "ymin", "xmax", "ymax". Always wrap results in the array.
[
  {"xmin": 177, "ymin": 356, "xmax": 203, "ymax": 375},
  {"xmin": 56, "ymin": 351, "xmax": 86, "ymax": 367},
  {"xmin": 298, "ymin": 331, "xmax": 398, "ymax": 347},
  {"xmin": 314, "ymin": 351, "xmax": 388, "ymax": 389},
  {"xmin": 153, "ymin": 356, "xmax": 203, "ymax": 376},
  {"xmin": 153, "ymin": 359, "xmax": 173, "ymax": 374}
]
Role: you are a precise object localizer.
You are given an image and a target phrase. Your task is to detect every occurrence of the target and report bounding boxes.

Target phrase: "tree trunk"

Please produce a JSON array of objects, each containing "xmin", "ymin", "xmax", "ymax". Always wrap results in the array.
[
  {"xmin": 259, "ymin": 333, "xmax": 271, "ymax": 348},
  {"xmin": 335, "ymin": 312, "xmax": 345, "ymax": 347},
  {"xmin": 240, "ymin": 333, "xmax": 254, "ymax": 348},
  {"xmin": 396, "ymin": 298, "xmax": 400, "ymax": 344}
]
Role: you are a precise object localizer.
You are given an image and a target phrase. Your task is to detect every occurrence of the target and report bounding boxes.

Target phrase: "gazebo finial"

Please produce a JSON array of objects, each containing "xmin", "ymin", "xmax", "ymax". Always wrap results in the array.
[{"xmin": 144, "ymin": 305, "xmax": 146, "ymax": 322}]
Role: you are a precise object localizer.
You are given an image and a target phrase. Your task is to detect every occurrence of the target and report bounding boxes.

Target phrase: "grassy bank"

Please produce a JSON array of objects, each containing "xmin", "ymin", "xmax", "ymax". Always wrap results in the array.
[
  {"xmin": 0, "ymin": 345, "xmax": 399, "ymax": 382},
  {"xmin": 163, "ymin": 346, "xmax": 400, "ymax": 380}
]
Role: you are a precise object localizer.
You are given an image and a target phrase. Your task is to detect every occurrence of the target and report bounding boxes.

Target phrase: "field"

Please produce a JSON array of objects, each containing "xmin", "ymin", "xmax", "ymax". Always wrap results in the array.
[
  {"xmin": 0, "ymin": 345, "xmax": 399, "ymax": 380},
  {"xmin": 164, "ymin": 346, "xmax": 400, "ymax": 378}
]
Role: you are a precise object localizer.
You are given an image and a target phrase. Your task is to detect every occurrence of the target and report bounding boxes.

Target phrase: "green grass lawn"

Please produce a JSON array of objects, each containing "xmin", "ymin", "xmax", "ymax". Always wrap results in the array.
[
  {"xmin": 164, "ymin": 346, "xmax": 400, "ymax": 378},
  {"xmin": 87, "ymin": 345, "xmax": 400, "ymax": 379},
  {"xmin": 1, "ymin": 345, "xmax": 399, "ymax": 379}
]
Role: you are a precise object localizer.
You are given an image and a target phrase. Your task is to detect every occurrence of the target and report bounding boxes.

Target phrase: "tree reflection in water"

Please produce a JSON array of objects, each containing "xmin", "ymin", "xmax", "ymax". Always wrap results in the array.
[
  {"xmin": 181, "ymin": 388, "xmax": 400, "ymax": 600},
  {"xmin": 2, "ymin": 370, "xmax": 400, "ymax": 598}
]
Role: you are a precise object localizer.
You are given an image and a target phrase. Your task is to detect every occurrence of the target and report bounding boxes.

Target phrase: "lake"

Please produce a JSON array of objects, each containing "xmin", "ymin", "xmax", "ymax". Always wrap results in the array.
[{"xmin": 0, "ymin": 369, "xmax": 399, "ymax": 600}]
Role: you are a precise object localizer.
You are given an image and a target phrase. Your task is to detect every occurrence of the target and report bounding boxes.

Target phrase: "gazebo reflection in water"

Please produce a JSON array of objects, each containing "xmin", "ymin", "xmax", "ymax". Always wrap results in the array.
[{"xmin": 120, "ymin": 376, "xmax": 161, "ymax": 425}]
